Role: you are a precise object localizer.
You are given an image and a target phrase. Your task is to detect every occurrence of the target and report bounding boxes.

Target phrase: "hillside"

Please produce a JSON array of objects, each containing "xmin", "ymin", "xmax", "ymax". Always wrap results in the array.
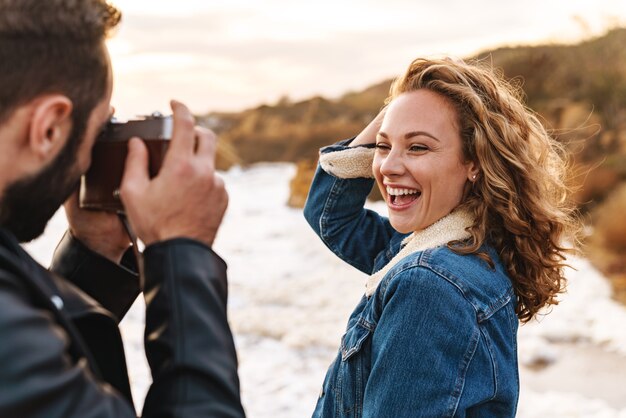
[
  {"xmin": 203, "ymin": 29, "xmax": 626, "ymax": 193},
  {"xmin": 201, "ymin": 80, "xmax": 391, "ymax": 168},
  {"xmin": 477, "ymin": 29, "xmax": 626, "ymax": 194}
]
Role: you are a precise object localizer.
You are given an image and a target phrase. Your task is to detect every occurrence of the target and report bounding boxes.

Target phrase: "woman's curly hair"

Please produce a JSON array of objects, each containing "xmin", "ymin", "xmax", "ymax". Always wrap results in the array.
[{"xmin": 388, "ymin": 58, "xmax": 579, "ymax": 322}]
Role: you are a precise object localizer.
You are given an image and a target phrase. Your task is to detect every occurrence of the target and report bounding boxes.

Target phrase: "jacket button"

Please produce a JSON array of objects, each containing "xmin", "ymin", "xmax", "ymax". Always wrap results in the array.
[{"xmin": 50, "ymin": 295, "xmax": 64, "ymax": 310}]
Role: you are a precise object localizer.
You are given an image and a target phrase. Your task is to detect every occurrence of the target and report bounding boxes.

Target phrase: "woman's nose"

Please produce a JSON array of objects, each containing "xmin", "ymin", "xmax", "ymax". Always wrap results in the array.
[{"xmin": 379, "ymin": 149, "xmax": 405, "ymax": 177}]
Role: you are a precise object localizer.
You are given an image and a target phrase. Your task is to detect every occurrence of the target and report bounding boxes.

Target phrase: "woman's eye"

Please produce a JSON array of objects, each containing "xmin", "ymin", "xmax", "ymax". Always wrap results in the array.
[
  {"xmin": 409, "ymin": 145, "xmax": 428, "ymax": 152},
  {"xmin": 375, "ymin": 143, "xmax": 391, "ymax": 151}
]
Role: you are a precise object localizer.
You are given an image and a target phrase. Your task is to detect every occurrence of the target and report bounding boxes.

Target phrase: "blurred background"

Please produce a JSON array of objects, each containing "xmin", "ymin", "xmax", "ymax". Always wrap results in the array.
[
  {"xmin": 37, "ymin": 0, "xmax": 626, "ymax": 416},
  {"xmin": 108, "ymin": 0, "xmax": 626, "ymax": 306},
  {"xmin": 109, "ymin": 0, "xmax": 625, "ymax": 114}
]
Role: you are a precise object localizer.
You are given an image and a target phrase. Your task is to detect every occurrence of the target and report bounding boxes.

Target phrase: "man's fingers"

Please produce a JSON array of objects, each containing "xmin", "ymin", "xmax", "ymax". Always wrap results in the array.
[
  {"xmin": 64, "ymin": 190, "xmax": 80, "ymax": 208},
  {"xmin": 195, "ymin": 127, "xmax": 217, "ymax": 159},
  {"xmin": 166, "ymin": 100, "xmax": 196, "ymax": 159},
  {"xmin": 120, "ymin": 137, "xmax": 150, "ymax": 200}
]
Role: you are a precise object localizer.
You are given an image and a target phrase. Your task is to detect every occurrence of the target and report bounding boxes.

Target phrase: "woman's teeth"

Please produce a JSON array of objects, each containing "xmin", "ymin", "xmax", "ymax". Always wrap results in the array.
[
  {"xmin": 386, "ymin": 187, "xmax": 421, "ymax": 205},
  {"xmin": 386, "ymin": 186, "xmax": 419, "ymax": 196}
]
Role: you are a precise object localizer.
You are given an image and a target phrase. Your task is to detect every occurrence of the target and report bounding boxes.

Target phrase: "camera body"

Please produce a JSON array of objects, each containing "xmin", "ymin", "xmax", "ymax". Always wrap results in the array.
[{"xmin": 79, "ymin": 113, "xmax": 172, "ymax": 212}]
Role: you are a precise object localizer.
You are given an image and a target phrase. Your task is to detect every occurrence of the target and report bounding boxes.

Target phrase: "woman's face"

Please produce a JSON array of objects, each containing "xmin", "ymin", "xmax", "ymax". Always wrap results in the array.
[{"xmin": 373, "ymin": 89, "xmax": 477, "ymax": 233}]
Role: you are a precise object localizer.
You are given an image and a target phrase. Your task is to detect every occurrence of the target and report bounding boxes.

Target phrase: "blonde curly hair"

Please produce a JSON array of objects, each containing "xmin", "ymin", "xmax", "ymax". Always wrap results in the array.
[{"xmin": 388, "ymin": 58, "xmax": 579, "ymax": 322}]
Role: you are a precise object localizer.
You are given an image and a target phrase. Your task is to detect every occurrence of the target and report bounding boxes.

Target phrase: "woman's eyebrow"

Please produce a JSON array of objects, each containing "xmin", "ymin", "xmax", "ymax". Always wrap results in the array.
[
  {"xmin": 405, "ymin": 131, "xmax": 440, "ymax": 142},
  {"xmin": 377, "ymin": 131, "xmax": 440, "ymax": 142}
]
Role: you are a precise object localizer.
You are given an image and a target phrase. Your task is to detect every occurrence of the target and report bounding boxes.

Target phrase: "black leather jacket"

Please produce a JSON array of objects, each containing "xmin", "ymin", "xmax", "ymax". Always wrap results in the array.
[{"xmin": 0, "ymin": 228, "xmax": 245, "ymax": 417}]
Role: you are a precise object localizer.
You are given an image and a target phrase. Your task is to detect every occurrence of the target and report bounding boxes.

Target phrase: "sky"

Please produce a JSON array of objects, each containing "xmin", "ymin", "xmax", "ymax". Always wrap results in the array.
[{"xmin": 107, "ymin": 0, "xmax": 626, "ymax": 118}]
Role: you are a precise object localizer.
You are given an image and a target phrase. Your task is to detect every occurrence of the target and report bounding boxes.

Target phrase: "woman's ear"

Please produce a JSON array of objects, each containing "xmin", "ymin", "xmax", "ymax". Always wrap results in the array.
[
  {"xmin": 467, "ymin": 161, "xmax": 480, "ymax": 182},
  {"xmin": 28, "ymin": 95, "xmax": 73, "ymax": 163}
]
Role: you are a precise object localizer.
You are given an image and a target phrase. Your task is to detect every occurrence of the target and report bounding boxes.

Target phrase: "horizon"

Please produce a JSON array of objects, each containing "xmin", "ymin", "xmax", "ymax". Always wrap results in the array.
[{"xmin": 107, "ymin": 0, "xmax": 626, "ymax": 118}]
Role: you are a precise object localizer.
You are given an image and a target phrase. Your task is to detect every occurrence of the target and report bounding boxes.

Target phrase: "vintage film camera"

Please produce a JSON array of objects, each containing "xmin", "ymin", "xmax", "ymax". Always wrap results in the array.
[{"xmin": 79, "ymin": 113, "xmax": 172, "ymax": 212}]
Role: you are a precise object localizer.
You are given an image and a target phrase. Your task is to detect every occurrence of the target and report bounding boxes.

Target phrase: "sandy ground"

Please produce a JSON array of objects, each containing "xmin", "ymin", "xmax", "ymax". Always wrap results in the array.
[{"xmin": 520, "ymin": 344, "xmax": 626, "ymax": 409}]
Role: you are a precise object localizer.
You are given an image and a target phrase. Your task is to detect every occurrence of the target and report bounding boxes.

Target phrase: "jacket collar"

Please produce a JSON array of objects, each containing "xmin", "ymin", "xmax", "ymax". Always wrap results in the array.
[
  {"xmin": 365, "ymin": 209, "xmax": 474, "ymax": 297},
  {"xmin": 0, "ymin": 228, "xmax": 110, "ymax": 317},
  {"xmin": 0, "ymin": 227, "xmax": 106, "ymax": 378}
]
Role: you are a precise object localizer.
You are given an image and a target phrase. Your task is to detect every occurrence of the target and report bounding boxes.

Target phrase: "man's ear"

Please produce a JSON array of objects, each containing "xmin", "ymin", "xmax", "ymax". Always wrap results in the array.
[{"xmin": 28, "ymin": 95, "xmax": 73, "ymax": 163}]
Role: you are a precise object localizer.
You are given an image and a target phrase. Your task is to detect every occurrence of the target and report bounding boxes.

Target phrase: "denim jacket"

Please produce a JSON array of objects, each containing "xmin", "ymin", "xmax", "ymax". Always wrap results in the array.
[{"xmin": 303, "ymin": 142, "xmax": 519, "ymax": 418}]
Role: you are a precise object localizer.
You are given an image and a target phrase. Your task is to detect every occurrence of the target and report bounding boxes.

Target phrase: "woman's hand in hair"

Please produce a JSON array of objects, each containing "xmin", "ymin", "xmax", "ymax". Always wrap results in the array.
[{"xmin": 350, "ymin": 108, "xmax": 386, "ymax": 147}]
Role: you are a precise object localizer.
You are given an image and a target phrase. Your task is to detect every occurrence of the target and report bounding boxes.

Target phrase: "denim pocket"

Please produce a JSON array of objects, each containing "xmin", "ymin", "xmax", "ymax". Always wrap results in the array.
[
  {"xmin": 341, "ymin": 320, "xmax": 372, "ymax": 361},
  {"xmin": 337, "ymin": 320, "xmax": 373, "ymax": 417}
]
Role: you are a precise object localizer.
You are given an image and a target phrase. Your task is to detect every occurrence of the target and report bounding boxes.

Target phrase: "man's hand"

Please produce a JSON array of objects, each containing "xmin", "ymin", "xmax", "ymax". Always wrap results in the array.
[
  {"xmin": 63, "ymin": 192, "xmax": 131, "ymax": 264},
  {"xmin": 119, "ymin": 100, "xmax": 228, "ymax": 248}
]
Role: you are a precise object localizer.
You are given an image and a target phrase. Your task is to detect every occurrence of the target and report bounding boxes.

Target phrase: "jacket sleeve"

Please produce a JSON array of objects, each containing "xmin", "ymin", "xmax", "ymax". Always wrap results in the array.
[
  {"xmin": 50, "ymin": 230, "xmax": 140, "ymax": 321},
  {"xmin": 362, "ymin": 268, "xmax": 482, "ymax": 418},
  {"xmin": 0, "ymin": 236, "xmax": 244, "ymax": 418},
  {"xmin": 303, "ymin": 140, "xmax": 395, "ymax": 274},
  {"xmin": 0, "ymin": 272, "xmax": 138, "ymax": 417},
  {"xmin": 141, "ymin": 238, "xmax": 245, "ymax": 418}
]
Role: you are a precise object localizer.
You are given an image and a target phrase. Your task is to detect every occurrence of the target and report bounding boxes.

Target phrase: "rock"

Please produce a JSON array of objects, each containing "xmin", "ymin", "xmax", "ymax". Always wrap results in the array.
[
  {"xmin": 288, "ymin": 159, "xmax": 318, "ymax": 208},
  {"xmin": 287, "ymin": 159, "xmax": 383, "ymax": 209}
]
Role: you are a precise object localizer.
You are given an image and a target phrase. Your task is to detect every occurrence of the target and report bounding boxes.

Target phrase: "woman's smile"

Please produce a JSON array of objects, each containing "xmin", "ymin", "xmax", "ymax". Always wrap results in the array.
[{"xmin": 385, "ymin": 185, "xmax": 421, "ymax": 210}]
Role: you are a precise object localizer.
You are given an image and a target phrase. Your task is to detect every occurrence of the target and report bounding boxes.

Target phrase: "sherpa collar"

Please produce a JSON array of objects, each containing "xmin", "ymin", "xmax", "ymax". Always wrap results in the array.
[{"xmin": 365, "ymin": 209, "xmax": 474, "ymax": 297}]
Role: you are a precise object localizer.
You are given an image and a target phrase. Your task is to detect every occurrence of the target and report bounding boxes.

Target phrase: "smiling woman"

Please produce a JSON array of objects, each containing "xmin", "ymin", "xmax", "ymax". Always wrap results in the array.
[{"xmin": 303, "ymin": 58, "xmax": 579, "ymax": 417}]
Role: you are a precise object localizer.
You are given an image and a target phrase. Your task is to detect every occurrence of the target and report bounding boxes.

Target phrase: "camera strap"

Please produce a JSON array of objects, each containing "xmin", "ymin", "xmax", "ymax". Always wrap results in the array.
[{"xmin": 118, "ymin": 213, "xmax": 145, "ymax": 289}]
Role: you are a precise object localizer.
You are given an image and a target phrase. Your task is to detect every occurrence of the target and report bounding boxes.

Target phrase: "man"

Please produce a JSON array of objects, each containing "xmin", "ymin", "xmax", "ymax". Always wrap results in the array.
[{"xmin": 0, "ymin": 0, "xmax": 245, "ymax": 416}]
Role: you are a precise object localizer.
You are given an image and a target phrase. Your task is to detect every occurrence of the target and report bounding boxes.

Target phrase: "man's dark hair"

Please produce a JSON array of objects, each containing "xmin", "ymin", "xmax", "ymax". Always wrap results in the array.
[
  {"xmin": 0, "ymin": 0, "xmax": 121, "ymax": 151},
  {"xmin": 0, "ymin": 0, "xmax": 121, "ymax": 241}
]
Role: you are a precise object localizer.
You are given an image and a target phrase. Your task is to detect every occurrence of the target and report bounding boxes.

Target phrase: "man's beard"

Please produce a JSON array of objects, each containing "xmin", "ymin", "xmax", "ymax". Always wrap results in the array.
[{"xmin": 0, "ymin": 137, "xmax": 82, "ymax": 243}]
